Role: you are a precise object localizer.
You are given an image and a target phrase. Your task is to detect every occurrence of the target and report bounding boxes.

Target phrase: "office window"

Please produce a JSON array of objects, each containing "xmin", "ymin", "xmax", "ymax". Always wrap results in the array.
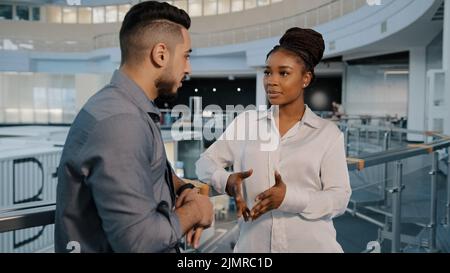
[
  {"xmin": 33, "ymin": 87, "xmax": 48, "ymax": 123},
  {"xmin": 47, "ymin": 6, "xmax": 62, "ymax": 23},
  {"xmin": 105, "ymin": 5, "xmax": 117, "ymax": 23},
  {"xmin": 32, "ymin": 7, "xmax": 40, "ymax": 21},
  {"xmin": 244, "ymin": 0, "xmax": 256, "ymax": 10},
  {"xmin": 78, "ymin": 7, "xmax": 92, "ymax": 24},
  {"xmin": 48, "ymin": 88, "xmax": 63, "ymax": 123},
  {"xmin": 118, "ymin": 4, "xmax": 130, "ymax": 21},
  {"xmin": 62, "ymin": 88, "xmax": 76, "ymax": 123},
  {"xmin": 188, "ymin": 0, "xmax": 202, "ymax": 17},
  {"xmin": 231, "ymin": 0, "xmax": 244, "ymax": 12},
  {"xmin": 218, "ymin": 0, "xmax": 231, "ymax": 14},
  {"xmin": 93, "ymin": 6, "xmax": 105, "ymax": 24},
  {"xmin": 62, "ymin": 7, "xmax": 77, "ymax": 24},
  {"xmin": 173, "ymin": 0, "xmax": 188, "ymax": 12},
  {"xmin": 204, "ymin": 0, "xmax": 218, "ymax": 16},
  {"xmin": 16, "ymin": 5, "xmax": 29, "ymax": 20},
  {"xmin": 257, "ymin": 0, "xmax": 270, "ymax": 6},
  {"xmin": 0, "ymin": 4, "xmax": 12, "ymax": 20}
]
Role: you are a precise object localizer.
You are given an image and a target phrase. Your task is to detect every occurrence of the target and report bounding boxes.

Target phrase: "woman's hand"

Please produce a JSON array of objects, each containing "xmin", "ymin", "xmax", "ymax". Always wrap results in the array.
[
  {"xmin": 226, "ymin": 169, "xmax": 253, "ymax": 221},
  {"xmin": 250, "ymin": 171, "xmax": 286, "ymax": 220}
]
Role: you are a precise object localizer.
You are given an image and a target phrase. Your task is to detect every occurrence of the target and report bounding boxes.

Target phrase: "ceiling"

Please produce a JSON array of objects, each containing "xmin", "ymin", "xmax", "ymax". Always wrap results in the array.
[{"xmin": 2, "ymin": 0, "xmax": 143, "ymax": 6}]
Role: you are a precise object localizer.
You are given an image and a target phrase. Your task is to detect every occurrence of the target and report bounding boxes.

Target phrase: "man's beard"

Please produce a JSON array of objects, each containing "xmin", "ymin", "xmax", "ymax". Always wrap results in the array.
[{"xmin": 155, "ymin": 72, "xmax": 178, "ymax": 102}]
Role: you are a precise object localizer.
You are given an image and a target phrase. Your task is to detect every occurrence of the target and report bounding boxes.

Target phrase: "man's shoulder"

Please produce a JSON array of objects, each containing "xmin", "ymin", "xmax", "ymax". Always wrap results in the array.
[
  {"xmin": 68, "ymin": 85, "xmax": 147, "ymax": 143},
  {"xmin": 82, "ymin": 84, "xmax": 142, "ymax": 121}
]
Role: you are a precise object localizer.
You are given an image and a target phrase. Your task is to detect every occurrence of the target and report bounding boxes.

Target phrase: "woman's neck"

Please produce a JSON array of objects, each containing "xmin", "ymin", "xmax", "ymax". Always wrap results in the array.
[{"xmin": 279, "ymin": 98, "xmax": 305, "ymax": 122}]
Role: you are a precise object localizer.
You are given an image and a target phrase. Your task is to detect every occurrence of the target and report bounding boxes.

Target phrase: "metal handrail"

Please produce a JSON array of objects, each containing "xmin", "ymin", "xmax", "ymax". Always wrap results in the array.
[
  {"xmin": 0, "ymin": 203, "xmax": 55, "ymax": 233},
  {"xmin": 346, "ymin": 138, "xmax": 450, "ymax": 171}
]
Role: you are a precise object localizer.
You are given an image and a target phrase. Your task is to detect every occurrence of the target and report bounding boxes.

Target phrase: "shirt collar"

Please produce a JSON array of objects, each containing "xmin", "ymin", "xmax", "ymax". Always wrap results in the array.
[
  {"xmin": 256, "ymin": 104, "xmax": 321, "ymax": 129},
  {"xmin": 110, "ymin": 69, "xmax": 161, "ymax": 118}
]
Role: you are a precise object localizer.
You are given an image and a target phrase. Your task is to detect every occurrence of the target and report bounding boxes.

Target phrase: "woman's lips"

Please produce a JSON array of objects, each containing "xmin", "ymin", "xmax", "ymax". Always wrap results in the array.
[{"xmin": 267, "ymin": 91, "xmax": 281, "ymax": 98}]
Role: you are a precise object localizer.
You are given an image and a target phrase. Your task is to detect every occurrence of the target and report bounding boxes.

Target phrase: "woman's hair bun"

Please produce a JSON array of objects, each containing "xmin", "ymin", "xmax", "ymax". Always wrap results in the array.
[{"xmin": 279, "ymin": 27, "xmax": 325, "ymax": 68}]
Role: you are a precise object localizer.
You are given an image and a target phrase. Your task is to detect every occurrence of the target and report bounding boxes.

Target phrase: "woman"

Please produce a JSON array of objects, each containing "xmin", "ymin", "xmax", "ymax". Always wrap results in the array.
[{"xmin": 196, "ymin": 28, "xmax": 351, "ymax": 252}]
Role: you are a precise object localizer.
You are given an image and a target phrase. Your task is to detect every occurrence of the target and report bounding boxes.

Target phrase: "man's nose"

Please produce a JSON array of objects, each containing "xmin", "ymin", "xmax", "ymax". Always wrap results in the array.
[{"xmin": 185, "ymin": 61, "xmax": 192, "ymax": 75}]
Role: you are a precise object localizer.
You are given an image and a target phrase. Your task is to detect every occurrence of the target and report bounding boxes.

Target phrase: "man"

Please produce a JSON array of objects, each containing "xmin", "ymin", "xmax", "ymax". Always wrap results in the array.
[{"xmin": 55, "ymin": 1, "xmax": 213, "ymax": 253}]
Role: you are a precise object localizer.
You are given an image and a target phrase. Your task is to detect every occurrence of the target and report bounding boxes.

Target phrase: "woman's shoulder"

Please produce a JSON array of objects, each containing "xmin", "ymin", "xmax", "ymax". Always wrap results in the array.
[
  {"xmin": 320, "ymin": 118, "xmax": 341, "ymax": 133},
  {"xmin": 305, "ymin": 108, "xmax": 341, "ymax": 135},
  {"xmin": 311, "ymin": 114, "xmax": 343, "ymax": 139}
]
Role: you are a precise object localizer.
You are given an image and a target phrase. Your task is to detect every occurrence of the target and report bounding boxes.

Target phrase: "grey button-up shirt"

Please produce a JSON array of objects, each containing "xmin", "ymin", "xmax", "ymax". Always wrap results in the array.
[{"xmin": 55, "ymin": 70, "xmax": 181, "ymax": 253}]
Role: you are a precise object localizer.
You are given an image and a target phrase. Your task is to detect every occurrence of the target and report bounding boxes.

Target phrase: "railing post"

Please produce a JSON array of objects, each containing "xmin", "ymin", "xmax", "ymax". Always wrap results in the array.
[
  {"xmin": 365, "ymin": 127, "xmax": 369, "ymax": 144},
  {"xmin": 445, "ymin": 148, "xmax": 450, "ymax": 228},
  {"xmin": 382, "ymin": 131, "xmax": 391, "ymax": 206},
  {"xmin": 377, "ymin": 129, "xmax": 381, "ymax": 145},
  {"xmin": 428, "ymin": 151, "xmax": 439, "ymax": 252},
  {"xmin": 390, "ymin": 160, "xmax": 404, "ymax": 253},
  {"xmin": 344, "ymin": 126, "xmax": 349, "ymax": 156},
  {"xmin": 357, "ymin": 127, "xmax": 361, "ymax": 154}
]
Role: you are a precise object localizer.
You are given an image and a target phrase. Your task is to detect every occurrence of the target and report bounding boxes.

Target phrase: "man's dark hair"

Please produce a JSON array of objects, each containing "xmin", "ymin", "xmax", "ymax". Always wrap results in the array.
[{"xmin": 119, "ymin": 1, "xmax": 191, "ymax": 65}]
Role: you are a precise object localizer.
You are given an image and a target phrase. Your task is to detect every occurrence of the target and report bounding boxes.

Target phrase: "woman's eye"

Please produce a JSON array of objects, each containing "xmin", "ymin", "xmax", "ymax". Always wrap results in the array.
[
  {"xmin": 263, "ymin": 70, "xmax": 271, "ymax": 76},
  {"xmin": 280, "ymin": 72, "xmax": 289, "ymax": 77}
]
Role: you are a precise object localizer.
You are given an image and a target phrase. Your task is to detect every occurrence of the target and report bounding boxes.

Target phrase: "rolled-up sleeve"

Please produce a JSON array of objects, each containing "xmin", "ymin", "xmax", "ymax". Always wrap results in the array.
[
  {"xmin": 81, "ymin": 113, "xmax": 181, "ymax": 252},
  {"xmin": 195, "ymin": 119, "xmax": 240, "ymax": 194},
  {"xmin": 280, "ymin": 132, "xmax": 351, "ymax": 220}
]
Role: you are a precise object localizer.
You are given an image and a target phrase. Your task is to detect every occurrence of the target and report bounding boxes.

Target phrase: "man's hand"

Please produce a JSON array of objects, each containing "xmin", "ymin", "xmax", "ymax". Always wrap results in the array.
[
  {"xmin": 225, "ymin": 169, "xmax": 253, "ymax": 221},
  {"xmin": 190, "ymin": 194, "xmax": 213, "ymax": 227},
  {"xmin": 176, "ymin": 187, "xmax": 199, "ymax": 208},
  {"xmin": 175, "ymin": 188, "xmax": 204, "ymax": 249},
  {"xmin": 250, "ymin": 171, "xmax": 286, "ymax": 220}
]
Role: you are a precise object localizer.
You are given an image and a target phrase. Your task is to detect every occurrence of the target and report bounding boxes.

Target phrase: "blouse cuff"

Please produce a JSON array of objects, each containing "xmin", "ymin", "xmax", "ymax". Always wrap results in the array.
[
  {"xmin": 211, "ymin": 169, "xmax": 232, "ymax": 195},
  {"xmin": 279, "ymin": 184, "xmax": 310, "ymax": 214}
]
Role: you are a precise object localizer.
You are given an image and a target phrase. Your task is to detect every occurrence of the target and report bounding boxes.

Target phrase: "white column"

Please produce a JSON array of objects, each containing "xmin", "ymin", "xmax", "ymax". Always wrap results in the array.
[
  {"xmin": 444, "ymin": 0, "xmax": 450, "ymax": 134},
  {"xmin": 256, "ymin": 67, "xmax": 267, "ymax": 108},
  {"xmin": 407, "ymin": 47, "xmax": 427, "ymax": 142}
]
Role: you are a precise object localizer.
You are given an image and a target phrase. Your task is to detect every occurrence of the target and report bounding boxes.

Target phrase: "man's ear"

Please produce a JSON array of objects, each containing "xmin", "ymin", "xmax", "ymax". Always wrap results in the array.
[{"xmin": 150, "ymin": 42, "xmax": 170, "ymax": 68}]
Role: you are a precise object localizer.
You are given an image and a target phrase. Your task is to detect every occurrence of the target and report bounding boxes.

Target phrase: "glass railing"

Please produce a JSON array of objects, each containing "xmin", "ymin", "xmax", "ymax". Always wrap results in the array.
[
  {"xmin": 2, "ymin": 114, "xmax": 448, "ymax": 253},
  {"xmin": 0, "ymin": 0, "xmax": 284, "ymax": 25},
  {"xmin": 0, "ymin": 0, "xmax": 368, "ymax": 52}
]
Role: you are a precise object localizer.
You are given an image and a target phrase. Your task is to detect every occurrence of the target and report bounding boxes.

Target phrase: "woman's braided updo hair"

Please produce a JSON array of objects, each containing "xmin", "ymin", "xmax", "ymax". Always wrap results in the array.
[{"xmin": 267, "ymin": 27, "xmax": 325, "ymax": 84}]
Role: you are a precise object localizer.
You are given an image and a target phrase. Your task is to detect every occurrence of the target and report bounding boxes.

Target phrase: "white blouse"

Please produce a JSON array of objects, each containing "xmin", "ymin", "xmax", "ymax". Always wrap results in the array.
[{"xmin": 196, "ymin": 105, "xmax": 351, "ymax": 253}]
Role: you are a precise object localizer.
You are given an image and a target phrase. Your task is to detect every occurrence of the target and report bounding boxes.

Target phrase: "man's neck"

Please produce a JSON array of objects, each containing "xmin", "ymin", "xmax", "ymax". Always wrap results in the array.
[{"xmin": 120, "ymin": 65, "xmax": 158, "ymax": 101}]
